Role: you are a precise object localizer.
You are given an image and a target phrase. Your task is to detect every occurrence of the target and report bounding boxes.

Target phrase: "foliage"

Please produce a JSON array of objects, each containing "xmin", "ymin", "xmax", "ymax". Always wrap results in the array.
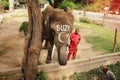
[
  {"xmin": 87, "ymin": 0, "xmax": 110, "ymax": 12},
  {"xmin": 79, "ymin": 16, "xmax": 91, "ymax": 23},
  {"xmin": 59, "ymin": 1, "xmax": 76, "ymax": 9},
  {"xmin": 79, "ymin": 16, "xmax": 102, "ymax": 26},
  {"xmin": 75, "ymin": 3, "xmax": 84, "ymax": 10},
  {"xmin": 74, "ymin": 20, "xmax": 120, "ymax": 53},
  {"xmin": 87, "ymin": 3, "xmax": 100, "ymax": 12},
  {"xmin": 70, "ymin": 61, "xmax": 120, "ymax": 80},
  {"xmin": 80, "ymin": 0, "xmax": 87, "ymax": 5},
  {"xmin": 0, "ymin": 0, "xmax": 9, "ymax": 7},
  {"xmin": 19, "ymin": 21, "xmax": 28, "ymax": 35},
  {"xmin": 39, "ymin": 0, "xmax": 44, "ymax": 3},
  {"xmin": 36, "ymin": 70, "xmax": 47, "ymax": 80}
]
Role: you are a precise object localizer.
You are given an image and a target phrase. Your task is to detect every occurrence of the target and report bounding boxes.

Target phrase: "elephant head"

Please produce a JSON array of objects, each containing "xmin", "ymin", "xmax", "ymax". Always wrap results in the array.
[{"xmin": 42, "ymin": 5, "xmax": 74, "ymax": 65}]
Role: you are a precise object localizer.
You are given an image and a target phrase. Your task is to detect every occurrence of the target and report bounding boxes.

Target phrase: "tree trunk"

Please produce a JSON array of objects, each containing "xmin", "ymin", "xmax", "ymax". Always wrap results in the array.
[
  {"xmin": 47, "ymin": 0, "xmax": 63, "ymax": 8},
  {"xmin": 22, "ymin": 0, "xmax": 42, "ymax": 80},
  {"xmin": 54, "ymin": 0, "xmax": 63, "ymax": 8}
]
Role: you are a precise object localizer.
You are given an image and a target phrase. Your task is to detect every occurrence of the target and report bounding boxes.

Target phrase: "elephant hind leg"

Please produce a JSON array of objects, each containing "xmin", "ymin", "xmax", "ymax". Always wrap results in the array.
[{"xmin": 46, "ymin": 41, "xmax": 54, "ymax": 64}]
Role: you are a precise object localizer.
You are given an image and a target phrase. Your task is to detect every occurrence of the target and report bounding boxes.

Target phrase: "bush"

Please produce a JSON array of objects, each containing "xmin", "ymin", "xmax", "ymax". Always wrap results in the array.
[
  {"xmin": 70, "ymin": 61, "xmax": 120, "ymax": 80},
  {"xmin": 19, "ymin": 21, "xmax": 28, "ymax": 36},
  {"xmin": 70, "ymin": 68, "xmax": 102, "ymax": 80},
  {"xmin": 0, "ymin": 0, "xmax": 9, "ymax": 7},
  {"xmin": 86, "ymin": 0, "xmax": 110, "ymax": 12},
  {"xmin": 59, "ymin": 1, "xmax": 76, "ymax": 9},
  {"xmin": 36, "ymin": 70, "xmax": 47, "ymax": 80},
  {"xmin": 79, "ymin": 16, "xmax": 91, "ymax": 23},
  {"xmin": 79, "ymin": 16, "xmax": 102, "ymax": 26},
  {"xmin": 87, "ymin": 3, "xmax": 99, "ymax": 12},
  {"xmin": 75, "ymin": 3, "xmax": 84, "ymax": 10}
]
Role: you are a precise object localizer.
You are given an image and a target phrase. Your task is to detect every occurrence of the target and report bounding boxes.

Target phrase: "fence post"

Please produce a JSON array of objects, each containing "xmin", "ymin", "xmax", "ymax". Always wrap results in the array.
[{"xmin": 113, "ymin": 28, "xmax": 118, "ymax": 52}]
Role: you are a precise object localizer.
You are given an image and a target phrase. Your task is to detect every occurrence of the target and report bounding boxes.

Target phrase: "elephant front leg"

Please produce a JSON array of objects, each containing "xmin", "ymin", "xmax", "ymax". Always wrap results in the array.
[{"xmin": 46, "ymin": 42, "xmax": 54, "ymax": 64}]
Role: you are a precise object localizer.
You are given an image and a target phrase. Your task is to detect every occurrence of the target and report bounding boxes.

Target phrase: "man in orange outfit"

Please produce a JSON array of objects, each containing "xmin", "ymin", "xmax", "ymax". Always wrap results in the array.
[{"xmin": 67, "ymin": 28, "xmax": 81, "ymax": 60}]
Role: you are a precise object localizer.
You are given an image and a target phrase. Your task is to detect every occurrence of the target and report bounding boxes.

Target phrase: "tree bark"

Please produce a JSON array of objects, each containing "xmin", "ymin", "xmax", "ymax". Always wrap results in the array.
[
  {"xmin": 54, "ymin": 0, "xmax": 63, "ymax": 8},
  {"xmin": 22, "ymin": 0, "xmax": 42, "ymax": 80},
  {"xmin": 47, "ymin": 0, "xmax": 63, "ymax": 8}
]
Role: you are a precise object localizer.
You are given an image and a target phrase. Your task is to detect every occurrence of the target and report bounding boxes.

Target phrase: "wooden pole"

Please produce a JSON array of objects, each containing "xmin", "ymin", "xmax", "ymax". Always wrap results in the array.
[{"xmin": 113, "ymin": 28, "xmax": 118, "ymax": 52}]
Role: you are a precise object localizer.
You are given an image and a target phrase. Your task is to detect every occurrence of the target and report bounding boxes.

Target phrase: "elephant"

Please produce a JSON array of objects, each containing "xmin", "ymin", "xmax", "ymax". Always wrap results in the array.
[{"xmin": 42, "ymin": 5, "xmax": 74, "ymax": 65}]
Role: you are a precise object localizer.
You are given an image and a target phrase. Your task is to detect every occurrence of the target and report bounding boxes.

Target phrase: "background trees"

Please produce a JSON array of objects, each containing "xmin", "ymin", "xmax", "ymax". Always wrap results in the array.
[
  {"xmin": 0, "ymin": 0, "xmax": 9, "ymax": 10},
  {"xmin": 110, "ymin": 0, "xmax": 120, "ymax": 14}
]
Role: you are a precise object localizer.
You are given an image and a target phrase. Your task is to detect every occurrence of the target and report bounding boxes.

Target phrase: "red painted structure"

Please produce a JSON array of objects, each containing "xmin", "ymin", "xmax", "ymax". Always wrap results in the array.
[{"xmin": 109, "ymin": 0, "xmax": 120, "ymax": 14}]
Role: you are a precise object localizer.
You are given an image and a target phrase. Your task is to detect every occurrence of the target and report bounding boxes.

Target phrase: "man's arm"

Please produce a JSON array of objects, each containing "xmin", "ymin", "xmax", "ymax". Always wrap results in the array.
[{"xmin": 109, "ymin": 71, "xmax": 116, "ymax": 80}]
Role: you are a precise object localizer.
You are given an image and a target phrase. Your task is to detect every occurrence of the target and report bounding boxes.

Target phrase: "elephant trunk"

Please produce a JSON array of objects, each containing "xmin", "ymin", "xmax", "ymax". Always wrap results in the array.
[
  {"xmin": 54, "ymin": 32, "xmax": 70, "ymax": 65},
  {"xmin": 58, "ymin": 44, "xmax": 68, "ymax": 65}
]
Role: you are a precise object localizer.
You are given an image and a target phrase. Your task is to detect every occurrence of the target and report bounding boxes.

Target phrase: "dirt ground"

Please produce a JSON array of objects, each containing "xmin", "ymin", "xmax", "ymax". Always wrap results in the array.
[{"xmin": 0, "ymin": 9, "xmax": 102, "ymax": 69}]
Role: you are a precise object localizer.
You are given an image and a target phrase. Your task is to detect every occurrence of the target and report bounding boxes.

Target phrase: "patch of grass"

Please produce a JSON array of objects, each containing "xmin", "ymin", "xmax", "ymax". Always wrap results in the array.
[
  {"xmin": 74, "ymin": 21, "xmax": 120, "ymax": 53},
  {"xmin": 79, "ymin": 16, "xmax": 91, "ymax": 23},
  {"xmin": 62, "ymin": 76, "xmax": 67, "ymax": 80},
  {"xmin": 85, "ymin": 36, "xmax": 113, "ymax": 53},
  {"xmin": 11, "ymin": 14, "xmax": 28, "ymax": 18},
  {"xmin": 79, "ymin": 16, "xmax": 102, "ymax": 26},
  {"xmin": 36, "ymin": 70, "xmax": 47, "ymax": 80},
  {"xmin": 0, "ymin": 43, "xmax": 14, "ymax": 56},
  {"xmin": 59, "ymin": 1, "xmax": 76, "ymax": 9},
  {"xmin": 0, "ymin": 44, "xmax": 6, "ymax": 56},
  {"xmin": 74, "ymin": 3, "xmax": 84, "ymax": 10}
]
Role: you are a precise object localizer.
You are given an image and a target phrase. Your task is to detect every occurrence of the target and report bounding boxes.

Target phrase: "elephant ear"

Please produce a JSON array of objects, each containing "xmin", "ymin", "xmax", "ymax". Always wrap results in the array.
[
  {"xmin": 42, "ymin": 5, "xmax": 54, "ymax": 34},
  {"xmin": 42, "ymin": 5, "xmax": 54, "ymax": 18},
  {"xmin": 42, "ymin": 5, "xmax": 54, "ymax": 25},
  {"xmin": 64, "ymin": 7, "xmax": 73, "ymax": 15}
]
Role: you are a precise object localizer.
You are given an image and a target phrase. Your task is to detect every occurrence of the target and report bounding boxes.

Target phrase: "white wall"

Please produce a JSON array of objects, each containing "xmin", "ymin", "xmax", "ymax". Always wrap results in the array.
[{"xmin": 9, "ymin": 0, "xmax": 14, "ymax": 11}]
